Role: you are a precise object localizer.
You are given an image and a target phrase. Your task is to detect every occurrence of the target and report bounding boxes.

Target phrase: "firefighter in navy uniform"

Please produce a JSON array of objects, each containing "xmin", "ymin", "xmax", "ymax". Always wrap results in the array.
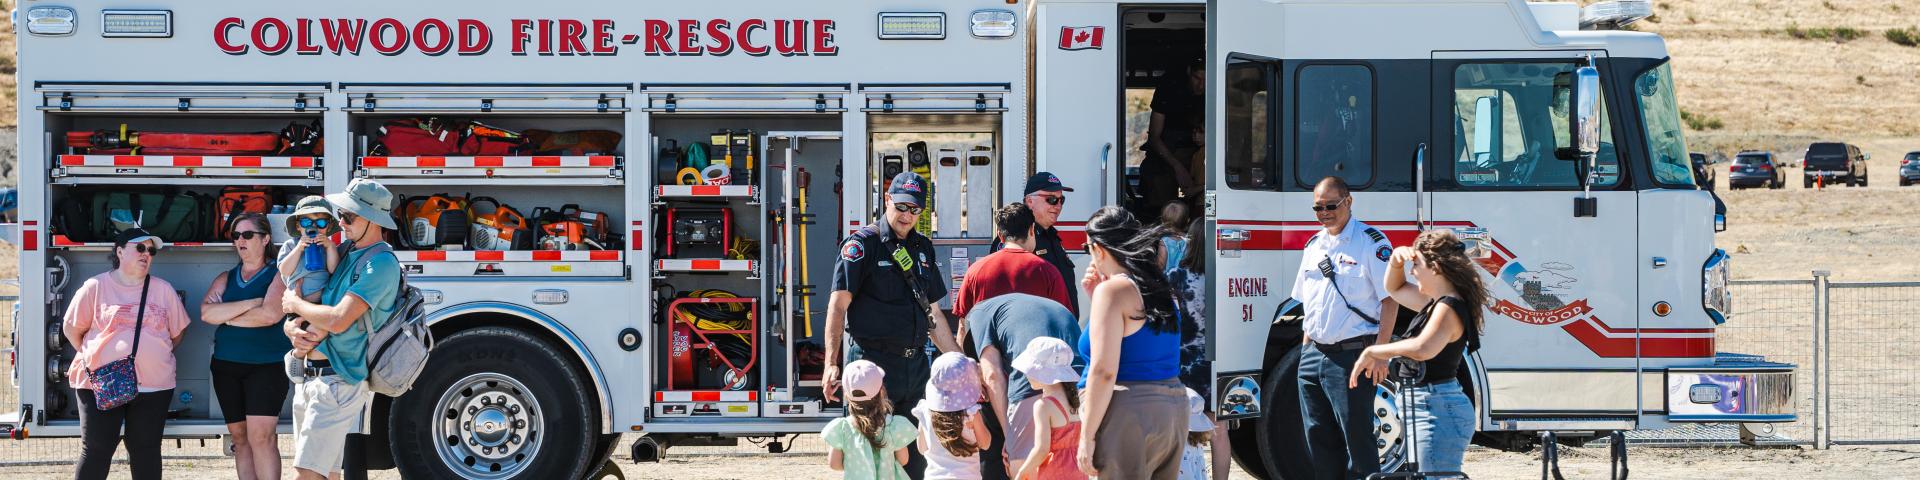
[{"xmin": 823, "ymin": 172, "xmax": 960, "ymax": 480}]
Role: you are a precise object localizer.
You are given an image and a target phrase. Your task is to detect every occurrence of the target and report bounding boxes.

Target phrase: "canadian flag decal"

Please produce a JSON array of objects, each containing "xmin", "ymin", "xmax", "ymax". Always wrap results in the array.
[{"xmin": 1059, "ymin": 26, "xmax": 1105, "ymax": 50}]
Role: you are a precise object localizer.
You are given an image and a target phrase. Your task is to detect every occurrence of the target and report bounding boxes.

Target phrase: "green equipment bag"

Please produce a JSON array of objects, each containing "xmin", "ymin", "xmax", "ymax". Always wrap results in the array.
[{"xmin": 75, "ymin": 189, "xmax": 215, "ymax": 242}]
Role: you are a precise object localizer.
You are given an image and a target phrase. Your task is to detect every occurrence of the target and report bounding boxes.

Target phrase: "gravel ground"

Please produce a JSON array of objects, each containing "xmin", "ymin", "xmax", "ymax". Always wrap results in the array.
[{"xmin": 2, "ymin": 440, "xmax": 1917, "ymax": 479}]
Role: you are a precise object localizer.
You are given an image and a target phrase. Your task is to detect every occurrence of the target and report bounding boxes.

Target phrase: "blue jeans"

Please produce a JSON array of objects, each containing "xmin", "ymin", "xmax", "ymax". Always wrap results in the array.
[
  {"xmin": 1298, "ymin": 345, "xmax": 1380, "ymax": 480},
  {"xmin": 1407, "ymin": 380, "xmax": 1475, "ymax": 473}
]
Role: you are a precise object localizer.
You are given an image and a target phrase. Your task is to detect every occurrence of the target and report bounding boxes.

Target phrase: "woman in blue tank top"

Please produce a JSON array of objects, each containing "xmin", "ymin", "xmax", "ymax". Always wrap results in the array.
[
  {"xmin": 1073, "ymin": 206, "xmax": 1186, "ymax": 480},
  {"xmin": 198, "ymin": 213, "xmax": 293, "ymax": 480}
]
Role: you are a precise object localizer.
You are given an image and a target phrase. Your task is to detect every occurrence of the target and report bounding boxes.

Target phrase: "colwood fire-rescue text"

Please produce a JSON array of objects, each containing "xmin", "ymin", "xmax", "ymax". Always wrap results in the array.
[{"xmin": 214, "ymin": 17, "xmax": 839, "ymax": 57}]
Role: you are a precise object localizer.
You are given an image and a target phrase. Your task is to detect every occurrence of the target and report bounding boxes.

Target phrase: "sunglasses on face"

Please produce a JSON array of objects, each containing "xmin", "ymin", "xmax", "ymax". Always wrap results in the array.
[
  {"xmin": 335, "ymin": 210, "xmax": 360, "ymax": 225},
  {"xmin": 1310, "ymin": 200, "xmax": 1345, "ymax": 212},
  {"xmin": 232, "ymin": 231, "xmax": 269, "ymax": 241},
  {"xmin": 298, "ymin": 217, "xmax": 332, "ymax": 230},
  {"xmin": 893, "ymin": 203, "xmax": 923, "ymax": 215},
  {"xmin": 129, "ymin": 244, "xmax": 159, "ymax": 255},
  {"xmin": 1032, "ymin": 195, "xmax": 1066, "ymax": 206}
]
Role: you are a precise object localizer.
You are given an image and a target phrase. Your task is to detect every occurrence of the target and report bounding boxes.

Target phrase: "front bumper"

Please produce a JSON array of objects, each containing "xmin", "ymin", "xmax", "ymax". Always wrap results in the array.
[{"xmin": 1666, "ymin": 353, "xmax": 1797, "ymax": 423}]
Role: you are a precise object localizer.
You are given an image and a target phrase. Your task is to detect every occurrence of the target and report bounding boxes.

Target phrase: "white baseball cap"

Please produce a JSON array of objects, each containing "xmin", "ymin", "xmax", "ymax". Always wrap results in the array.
[
  {"xmin": 843, "ymin": 360, "xmax": 886, "ymax": 402},
  {"xmin": 1011, "ymin": 337, "xmax": 1081, "ymax": 386}
]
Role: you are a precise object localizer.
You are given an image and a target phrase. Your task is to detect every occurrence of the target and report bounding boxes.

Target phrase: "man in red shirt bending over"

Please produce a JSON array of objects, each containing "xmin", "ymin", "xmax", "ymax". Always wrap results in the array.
[{"xmin": 953, "ymin": 203, "xmax": 1075, "ymax": 326}]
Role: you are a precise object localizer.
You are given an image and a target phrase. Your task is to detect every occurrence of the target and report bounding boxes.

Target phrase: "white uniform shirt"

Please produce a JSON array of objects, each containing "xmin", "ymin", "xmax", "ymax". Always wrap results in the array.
[{"xmin": 1290, "ymin": 217, "xmax": 1394, "ymax": 344}]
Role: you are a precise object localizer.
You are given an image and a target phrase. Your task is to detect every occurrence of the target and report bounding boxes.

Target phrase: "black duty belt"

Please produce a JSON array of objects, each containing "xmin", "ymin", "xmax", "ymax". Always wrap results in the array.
[
  {"xmin": 851, "ymin": 337, "xmax": 923, "ymax": 359},
  {"xmin": 1313, "ymin": 335, "xmax": 1374, "ymax": 352}
]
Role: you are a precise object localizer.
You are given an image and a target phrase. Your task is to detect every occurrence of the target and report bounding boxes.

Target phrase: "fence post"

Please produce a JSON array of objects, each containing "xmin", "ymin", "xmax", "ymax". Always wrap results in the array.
[{"xmin": 1812, "ymin": 269, "xmax": 1830, "ymax": 450}]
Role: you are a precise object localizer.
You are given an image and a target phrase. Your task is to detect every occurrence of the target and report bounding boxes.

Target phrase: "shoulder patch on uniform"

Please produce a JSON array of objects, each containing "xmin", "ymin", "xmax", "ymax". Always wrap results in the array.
[
  {"xmin": 1377, "ymin": 245, "xmax": 1393, "ymax": 262},
  {"xmin": 841, "ymin": 240, "xmax": 865, "ymax": 262},
  {"xmin": 1364, "ymin": 228, "xmax": 1386, "ymax": 243},
  {"xmin": 1305, "ymin": 233, "xmax": 1321, "ymax": 247}
]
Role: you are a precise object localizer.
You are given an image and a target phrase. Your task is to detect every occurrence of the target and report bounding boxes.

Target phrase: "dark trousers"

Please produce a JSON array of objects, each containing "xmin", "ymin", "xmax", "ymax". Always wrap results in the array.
[
  {"xmin": 75, "ymin": 388, "xmax": 173, "ymax": 480},
  {"xmin": 847, "ymin": 337, "xmax": 931, "ymax": 480},
  {"xmin": 1298, "ymin": 345, "xmax": 1381, "ymax": 480},
  {"xmin": 979, "ymin": 404, "xmax": 1010, "ymax": 480}
]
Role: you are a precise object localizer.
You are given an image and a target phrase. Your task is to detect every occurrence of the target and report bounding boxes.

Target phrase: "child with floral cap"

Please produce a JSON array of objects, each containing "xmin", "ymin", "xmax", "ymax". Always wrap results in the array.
[
  {"xmin": 824, "ymin": 360, "xmax": 919, "ymax": 480},
  {"xmin": 914, "ymin": 352, "xmax": 993, "ymax": 480},
  {"xmin": 1011, "ymin": 337, "xmax": 1089, "ymax": 480}
]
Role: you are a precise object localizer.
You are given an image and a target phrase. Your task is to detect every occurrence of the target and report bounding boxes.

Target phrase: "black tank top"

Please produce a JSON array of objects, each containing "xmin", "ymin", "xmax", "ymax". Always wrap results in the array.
[{"xmin": 1408, "ymin": 296, "xmax": 1479, "ymax": 385}]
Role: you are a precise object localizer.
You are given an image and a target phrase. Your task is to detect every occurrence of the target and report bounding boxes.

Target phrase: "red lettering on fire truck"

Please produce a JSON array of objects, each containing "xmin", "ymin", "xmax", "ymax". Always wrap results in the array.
[{"xmin": 217, "ymin": 17, "xmax": 838, "ymax": 57}]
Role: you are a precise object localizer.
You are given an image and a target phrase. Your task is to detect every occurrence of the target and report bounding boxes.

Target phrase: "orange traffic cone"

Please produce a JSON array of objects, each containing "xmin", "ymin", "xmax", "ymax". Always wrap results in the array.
[{"xmin": 1816, "ymin": 175, "xmax": 1823, "ymax": 190}]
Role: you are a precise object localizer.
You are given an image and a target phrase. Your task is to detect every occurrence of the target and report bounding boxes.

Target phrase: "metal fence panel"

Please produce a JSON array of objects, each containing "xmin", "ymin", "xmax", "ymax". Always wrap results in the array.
[
  {"xmin": 1825, "ymin": 282, "xmax": 1920, "ymax": 445},
  {"xmin": 1712, "ymin": 280, "xmax": 1818, "ymax": 444}
]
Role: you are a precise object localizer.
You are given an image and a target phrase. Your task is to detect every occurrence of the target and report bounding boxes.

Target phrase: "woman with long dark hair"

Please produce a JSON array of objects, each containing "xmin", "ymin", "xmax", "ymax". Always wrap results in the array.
[
  {"xmin": 1350, "ymin": 229, "xmax": 1488, "ymax": 474},
  {"xmin": 1074, "ymin": 206, "xmax": 1187, "ymax": 479}
]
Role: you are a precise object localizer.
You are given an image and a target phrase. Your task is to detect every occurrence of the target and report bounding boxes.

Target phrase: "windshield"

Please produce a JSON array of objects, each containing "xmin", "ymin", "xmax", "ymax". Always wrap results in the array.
[{"xmin": 1635, "ymin": 63, "xmax": 1694, "ymax": 186}]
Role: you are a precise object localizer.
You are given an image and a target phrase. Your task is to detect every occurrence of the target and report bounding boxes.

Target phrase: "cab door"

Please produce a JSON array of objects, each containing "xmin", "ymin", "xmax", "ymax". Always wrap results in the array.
[
  {"xmin": 1208, "ymin": 1, "xmax": 1299, "ymax": 423},
  {"xmin": 1427, "ymin": 51, "xmax": 1645, "ymax": 419}
]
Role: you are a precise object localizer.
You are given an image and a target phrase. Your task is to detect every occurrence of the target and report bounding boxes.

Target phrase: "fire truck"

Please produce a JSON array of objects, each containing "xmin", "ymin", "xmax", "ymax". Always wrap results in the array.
[{"xmin": 4, "ymin": 1, "xmax": 1793, "ymax": 478}]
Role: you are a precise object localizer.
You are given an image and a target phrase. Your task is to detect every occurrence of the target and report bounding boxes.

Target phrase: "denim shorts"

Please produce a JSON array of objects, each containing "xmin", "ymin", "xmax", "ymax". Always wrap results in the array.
[{"xmin": 1406, "ymin": 379, "xmax": 1476, "ymax": 473}]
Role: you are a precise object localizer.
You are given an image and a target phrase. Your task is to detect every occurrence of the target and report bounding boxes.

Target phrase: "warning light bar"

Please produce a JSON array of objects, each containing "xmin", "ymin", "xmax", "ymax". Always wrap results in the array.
[
  {"xmin": 102, "ymin": 10, "xmax": 173, "ymax": 38},
  {"xmin": 878, "ymin": 12, "xmax": 945, "ymax": 40}
]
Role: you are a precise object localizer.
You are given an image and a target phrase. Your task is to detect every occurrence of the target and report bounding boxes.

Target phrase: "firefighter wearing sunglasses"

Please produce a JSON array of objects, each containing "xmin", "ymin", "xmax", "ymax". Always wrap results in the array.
[
  {"xmin": 824, "ymin": 171, "xmax": 958, "ymax": 478},
  {"xmin": 1018, "ymin": 172, "xmax": 1080, "ymax": 315}
]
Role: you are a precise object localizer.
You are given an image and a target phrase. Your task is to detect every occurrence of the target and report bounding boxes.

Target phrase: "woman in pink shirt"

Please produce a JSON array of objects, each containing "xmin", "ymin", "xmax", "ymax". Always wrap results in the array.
[{"xmin": 62, "ymin": 228, "xmax": 192, "ymax": 480}]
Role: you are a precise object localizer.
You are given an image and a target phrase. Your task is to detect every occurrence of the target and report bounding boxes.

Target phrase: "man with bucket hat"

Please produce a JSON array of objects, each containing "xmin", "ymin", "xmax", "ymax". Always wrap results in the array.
[
  {"xmin": 280, "ymin": 178, "xmax": 403, "ymax": 480},
  {"xmin": 825, "ymin": 171, "xmax": 959, "ymax": 479}
]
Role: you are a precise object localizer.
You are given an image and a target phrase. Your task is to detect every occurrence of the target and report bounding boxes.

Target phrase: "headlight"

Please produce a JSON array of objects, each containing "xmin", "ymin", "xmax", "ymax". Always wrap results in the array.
[{"xmin": 1703, "ymin": 249, "xmax": 1731, "ymax": 324}]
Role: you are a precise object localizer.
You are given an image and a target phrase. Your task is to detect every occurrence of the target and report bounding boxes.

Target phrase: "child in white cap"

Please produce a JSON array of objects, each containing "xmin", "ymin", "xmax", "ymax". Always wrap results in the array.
[
  {"xmin": 914, "ymin": 352, "xmax": 992, "ymax": 480},
  {"xmin": 824, "ymin": 360, "xmax": 919, "ymax": 480},
  {"xmin": 1011, "ymin": 337, "xmax": 1089, "ymax": 480},
  {"xmin": 1178, "ymin": 388, "xmax": 1213, "ymax": 480}
]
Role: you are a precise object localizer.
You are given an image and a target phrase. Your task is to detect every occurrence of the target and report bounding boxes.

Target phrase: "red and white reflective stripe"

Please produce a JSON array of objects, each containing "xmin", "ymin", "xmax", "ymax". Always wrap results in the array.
[
  {"xmin": 654, "ymin": 390, "xmax": 757, "ymax": 402},
  {"xmin": 361, "ymin": 156, "xmax": 616, "ymax": 168},
  {"xmin": 393, "ymin": 250, "xmax": 622, "ymax": 262},
  {"xmin": 22, "ymin": 221, "xmax": 37, "ymax": 251},
  {"xmin": 655, "ymin": 259, "xmax": 755, "ymax": 271},
  {"xmin": 59, "ymin": 155, "xmax": 316, "ymax": 168},
  {"xmin": 1562, "ymin": 316, "xmax": 1714, "ymax": 358}
]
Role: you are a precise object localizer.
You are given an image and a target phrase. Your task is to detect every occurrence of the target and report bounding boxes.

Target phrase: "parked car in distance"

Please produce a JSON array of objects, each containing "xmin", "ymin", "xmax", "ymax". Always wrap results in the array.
[
  {"xmin": 1690, "ymin": 152, "xmax": 1716, "ymax": 190},
  {"xmin": 1728, "ymin": 151, "xmax": 1784, "ymax": 189},
  {"xmin": 1900, "ymin": 151, "xmax": 1920, "ymax": 187},
  {"xmin": 1803, "ymin": 142, "xmax": 1869, "ymax": 188}
]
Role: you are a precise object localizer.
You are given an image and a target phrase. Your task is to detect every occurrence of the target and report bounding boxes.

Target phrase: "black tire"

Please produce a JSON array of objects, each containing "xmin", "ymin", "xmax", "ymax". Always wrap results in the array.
[
  {"xmin": 1804, "ymin": 177, "xmax": 1813, "ymax": 189},
  {"xmin": 1229, "ymin": 344, "xmax": 1312, "ymax": 480},
  {"xmin": 390, "ymin": 326, "xmax": 600, "ymax": 480},
  {"xmin": 584, "ymin": 433, "xmax": 621, "ymax": 478},
  {"xmin": 1861, "ymin": 174, "xmax": 1869, "ymax": 187}
]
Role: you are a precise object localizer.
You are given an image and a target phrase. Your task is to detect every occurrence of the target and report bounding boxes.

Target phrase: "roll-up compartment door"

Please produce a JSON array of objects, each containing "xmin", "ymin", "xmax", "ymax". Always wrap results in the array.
[
  {"xmin": 643, "ymin": 85, "xmax": 848, "ymax": 114},
  {"xmin": 37, "ymin": 82, "xmax": 328, "ymax": 113},
  {"xmin": 341, "ymin": 83, "xmax": 631, "ymax": 114},
  {"xmin": 858, "ymin": 84, "xmax": 1008, "ymax": 310}
]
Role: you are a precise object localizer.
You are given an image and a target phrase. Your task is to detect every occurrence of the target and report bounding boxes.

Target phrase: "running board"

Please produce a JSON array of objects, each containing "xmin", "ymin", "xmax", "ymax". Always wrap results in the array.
[{"xmin": 1491, "ymin": 417, "xmax": 1636, "ymax": 432}]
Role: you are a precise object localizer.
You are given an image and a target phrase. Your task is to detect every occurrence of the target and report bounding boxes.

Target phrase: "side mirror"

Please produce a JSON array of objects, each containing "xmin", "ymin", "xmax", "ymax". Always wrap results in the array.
[
  {"xmin": 1569, "ymin": 64, "xmax": 1602, "ymax": 159},
  {"xmin": 1470, "ymin": 96, "xmax": 1501, "ymax": 166}
]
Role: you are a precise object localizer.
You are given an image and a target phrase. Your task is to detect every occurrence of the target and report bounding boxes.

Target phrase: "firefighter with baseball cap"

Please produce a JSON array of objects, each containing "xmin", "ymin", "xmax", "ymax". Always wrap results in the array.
[
  {"xmin": 824, "ymin": 171, "xmax": 959, "ymax": 479},
  {"xmin": 1019, "ymin": 172, "xmax": 1079, "ymax": 315}
]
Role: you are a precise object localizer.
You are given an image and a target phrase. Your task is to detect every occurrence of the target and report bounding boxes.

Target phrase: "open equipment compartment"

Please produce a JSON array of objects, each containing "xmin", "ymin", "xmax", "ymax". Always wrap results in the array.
[
  {"xmin": 861, "ymin": 84, "xmax": 1009, "ymax": 312},
  {"xmin": 34, "ymin": 82, "xmax": 331, "ymax": 424},
  {"xmin": 342, "ymin": 83, "xmax": 633, "ymax": 278},
  {"xmin": 644, "ymin": 85, "xmax": 849, "ymax": 419}
]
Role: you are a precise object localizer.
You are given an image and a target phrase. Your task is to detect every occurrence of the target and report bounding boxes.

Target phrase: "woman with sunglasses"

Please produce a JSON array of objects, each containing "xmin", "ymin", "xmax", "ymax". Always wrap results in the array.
[
  {"xmin": 65, "ymin": 228, "xmax": 193, "ymax": 480},
  {"xmin": 1074, "ymin": 206, "xmax": 1188, "ymax": 479},
  {"xmin": 199, "ymin": 212, "xmax": 297, "ymax": 480}
]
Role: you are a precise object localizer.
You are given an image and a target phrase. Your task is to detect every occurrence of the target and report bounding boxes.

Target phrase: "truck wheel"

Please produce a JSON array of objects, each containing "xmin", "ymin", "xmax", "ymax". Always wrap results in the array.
[
  {"xmin": 390, "ymin": 327, "xmax": 599, "ymax": 480},
  {"xmin": 1860, "ymin": 174, "xmax": 1868, "ymax": 187},
  {"xmin": 1229, "ymin": 345, "xmax": 1310, "ymax": 480},
  {"xmin": 585, "ymin": 433, "xmax": 620, "ymax": 477},
  {"xmin": 1804, "ymin": 177, "xmax": 1813, "ymax": 189},
  {"xmin": 1373, "ymin": 381, "xmax": 1409, "ymax": 474}
]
